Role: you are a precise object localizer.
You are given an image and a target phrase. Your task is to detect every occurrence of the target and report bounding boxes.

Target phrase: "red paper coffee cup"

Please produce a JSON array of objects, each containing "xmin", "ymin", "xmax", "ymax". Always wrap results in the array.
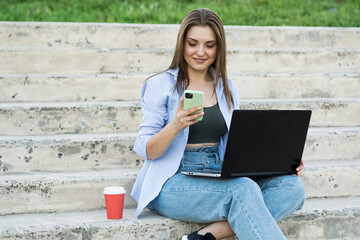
[{"xmin": 103, "ymin": 186, "xmax": 126, "ymax": 219}]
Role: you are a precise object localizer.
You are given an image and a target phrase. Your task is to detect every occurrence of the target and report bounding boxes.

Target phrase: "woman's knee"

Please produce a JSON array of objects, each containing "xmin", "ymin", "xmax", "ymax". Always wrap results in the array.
[
  {"xmin": 292, "ymin": 176, "xmax": 306, "ymax": 209},
  {"xmin": 259, "ymin": 175, "xmax": 306, "ymax": 208},
  {"xmin": 270, "ymin": 175, "xmax": 305, "ymax": 193},
  {"xmin": 277, "ymin": 175, "xmax": 306, "ymax": 209},
  {"xmin": 288, "ymin": 175, "xmax": 306, "ymax": 198}
]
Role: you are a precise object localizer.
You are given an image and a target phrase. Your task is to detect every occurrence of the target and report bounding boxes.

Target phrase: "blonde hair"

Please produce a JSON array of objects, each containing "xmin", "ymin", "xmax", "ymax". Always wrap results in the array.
[{"xmin": 168, "ymin": 8, "xmax": 234, "ymax": 109}]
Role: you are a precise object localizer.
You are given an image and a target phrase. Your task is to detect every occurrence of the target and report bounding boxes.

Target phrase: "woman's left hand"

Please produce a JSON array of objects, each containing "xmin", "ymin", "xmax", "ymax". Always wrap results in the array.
[{"xmin": 296, "ymin": 160, "xmax": 304, "ymax": 177}]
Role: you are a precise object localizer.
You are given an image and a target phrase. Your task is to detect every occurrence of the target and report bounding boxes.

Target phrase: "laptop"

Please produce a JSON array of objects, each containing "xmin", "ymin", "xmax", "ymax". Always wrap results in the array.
[{"xmin": 181, "ymin": 109, "xmax": 312, "ymax": 178}]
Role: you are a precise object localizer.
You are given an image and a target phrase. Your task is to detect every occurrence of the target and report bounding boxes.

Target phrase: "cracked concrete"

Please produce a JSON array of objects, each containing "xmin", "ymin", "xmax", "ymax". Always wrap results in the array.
[
  {"xmin": 0, "ymin": 102, "xmax": 141, "ymax": 135},
  {"xmin": 0, "ymin": 73, "xmax": 359, "ymax": 103},
  {"xmin": 0, "ymin": 134, "xmax": 143, "ymax": 173},
  {"xmin": 238, "ymin": 98, "xmax": 360, "ymax": 127},
  {"xmin": 0, "ymin": 99, "xmax": 359, "ymax": 136},
  {"xmin": 0, "ymin": 169, "xmax": 138, "ymax": 215},
  {"xmin": 2, "ymin": 23, "xmax": 360, "ymax": 49}
]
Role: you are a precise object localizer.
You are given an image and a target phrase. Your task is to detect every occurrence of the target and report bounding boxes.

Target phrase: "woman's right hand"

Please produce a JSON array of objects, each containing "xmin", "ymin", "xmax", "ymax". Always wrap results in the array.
[
  {"xmin": 170, "ymin": 96, "xmax": 204, "ymax": 133},
  {"xmin": 146, "ymin": 96, "xmax": 204, "ymax": 160}
]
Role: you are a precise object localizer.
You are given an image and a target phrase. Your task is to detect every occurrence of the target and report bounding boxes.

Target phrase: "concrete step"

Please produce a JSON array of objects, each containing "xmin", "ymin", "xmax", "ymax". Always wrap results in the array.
[
  {"xmin": 0, "ymin": 73, "xmax": 146, "ymax": 102},
  {"xmin": 0, "ymin": 133, "xmax": 142, "ymax": 173},
  {"xmin": 1, "ymin": 22, "xmax": 360, "ymax": 49},
  {"xmin": 0, "ymin": 128, "xmax": 359, "ymax": 173},
  {"xmin": 280, "ymin": 196, "xmax": 360, "ymax": 240},
  {"xmin": 239, "ymin": 98, "xmax": 360, "ymax": 127},
  {"xmin": 1, "ymin": 73, "xmax": 360, "ymax": 102},
  {"xmin": 0, "ymin": 160, "xmax": 359, "ymax": 215},
  {"xmin": 301, "ymin": 159, "xmax": 360, "ymax": 199},
  {"xmin": 0, "ymin": 197, "xmax": 359, "ymax": 240},
  {"xmin": 0, "ymin": 99, "xmax": 358, "ymax": 136},
  {"xmin": 233, "ymin": 73, "xmax": 360, "ymax": 99},
  {"xmin": 2, "ymin": 47, "xmax": 359, "ymax": 74},
  {"xmin": 304, "ymin": 127, "xmax": 360, "ymax": 162},
  {"xmin": 0, "ymin": 168, "xmax": 138, "ymax": 215},
  {"xmin": 0, "ymin": 101, "xmax": 141, "ymax": 135}
]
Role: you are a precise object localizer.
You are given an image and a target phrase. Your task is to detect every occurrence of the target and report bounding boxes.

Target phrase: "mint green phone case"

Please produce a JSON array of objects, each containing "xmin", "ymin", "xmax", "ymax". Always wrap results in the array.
[{"xmin": 183, "ymin": 90, "xmax": 204, "ymax": 121}]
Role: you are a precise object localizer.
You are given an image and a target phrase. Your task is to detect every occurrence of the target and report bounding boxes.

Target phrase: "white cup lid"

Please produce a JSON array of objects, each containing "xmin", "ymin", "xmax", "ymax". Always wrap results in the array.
[{"xmin": 103, "ymin": 186, "xmax": 126, "ymax": 195}]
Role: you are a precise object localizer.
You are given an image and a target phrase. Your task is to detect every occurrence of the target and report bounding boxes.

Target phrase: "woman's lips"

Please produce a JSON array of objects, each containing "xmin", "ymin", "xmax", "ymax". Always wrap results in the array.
[{"xmin": 193, "ymin": 58, "xmax": 207, "ymax": 63}]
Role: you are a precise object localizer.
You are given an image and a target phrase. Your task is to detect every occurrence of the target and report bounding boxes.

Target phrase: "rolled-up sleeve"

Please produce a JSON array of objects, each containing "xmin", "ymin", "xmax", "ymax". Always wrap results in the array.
[{"xmin": 134, "ymin": 76, "xmax": 169, "ymax": 161}]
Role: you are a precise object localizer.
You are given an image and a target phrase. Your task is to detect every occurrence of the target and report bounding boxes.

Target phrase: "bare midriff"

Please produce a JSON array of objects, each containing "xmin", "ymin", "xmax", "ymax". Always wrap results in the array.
[{"xmin": 186, "ymin": 142, "xmax": 220, "ymax": 148}]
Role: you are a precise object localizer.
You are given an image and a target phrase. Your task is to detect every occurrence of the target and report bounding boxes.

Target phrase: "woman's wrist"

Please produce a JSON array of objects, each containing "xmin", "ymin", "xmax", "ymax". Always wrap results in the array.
[{"xmin": 166, "ymin": 120, "xmax": 183, "ymax": 136}]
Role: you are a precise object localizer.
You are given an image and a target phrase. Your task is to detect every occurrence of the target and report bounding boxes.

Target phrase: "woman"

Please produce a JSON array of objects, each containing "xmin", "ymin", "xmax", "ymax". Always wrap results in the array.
[{"xmin": 131, "ymin": 8, "xmax": 305, "ymax": 240}]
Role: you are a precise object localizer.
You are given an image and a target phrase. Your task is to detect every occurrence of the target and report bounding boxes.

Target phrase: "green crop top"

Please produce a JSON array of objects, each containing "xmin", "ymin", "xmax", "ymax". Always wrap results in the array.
[{"xmin": 187, "ymin": 103, "xmax": 227, "ymax": 144}]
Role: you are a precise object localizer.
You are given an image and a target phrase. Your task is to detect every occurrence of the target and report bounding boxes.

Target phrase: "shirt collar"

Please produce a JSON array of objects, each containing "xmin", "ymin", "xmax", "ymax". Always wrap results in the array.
[{"xmin": 166, "ymin": 68, "xmax": 179, "ymax": 80}]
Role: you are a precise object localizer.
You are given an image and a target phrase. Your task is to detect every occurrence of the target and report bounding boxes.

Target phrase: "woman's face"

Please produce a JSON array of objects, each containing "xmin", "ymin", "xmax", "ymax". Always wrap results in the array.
[{"xmin": 184, "ymin": 25, "xmax": 217, "ymax": 74}]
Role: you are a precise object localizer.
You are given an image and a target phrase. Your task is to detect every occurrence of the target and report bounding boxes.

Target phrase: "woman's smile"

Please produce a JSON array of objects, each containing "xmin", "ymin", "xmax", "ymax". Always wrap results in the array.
[{"xmin": 193, "ymin": 58, "xmax": 208, "ymax": 63}]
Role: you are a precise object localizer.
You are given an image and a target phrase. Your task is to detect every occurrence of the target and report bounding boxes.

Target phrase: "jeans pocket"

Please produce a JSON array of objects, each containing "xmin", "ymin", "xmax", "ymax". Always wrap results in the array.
[{"xmin": 180, "ymin": 152, "xmax": 204, "ymax": 172}]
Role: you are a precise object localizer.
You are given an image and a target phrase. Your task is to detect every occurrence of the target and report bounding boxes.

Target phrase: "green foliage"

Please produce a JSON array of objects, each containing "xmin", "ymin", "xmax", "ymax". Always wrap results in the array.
[{"xmin": 0, "ymin": 0, "xmax": 359, "ymax": 27}]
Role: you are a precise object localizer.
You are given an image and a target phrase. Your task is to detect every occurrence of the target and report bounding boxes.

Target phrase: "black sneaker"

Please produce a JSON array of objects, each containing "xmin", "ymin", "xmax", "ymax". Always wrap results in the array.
[{"xmin": 182, "ymin": 229, "xmax": 216, "ymax": 240}]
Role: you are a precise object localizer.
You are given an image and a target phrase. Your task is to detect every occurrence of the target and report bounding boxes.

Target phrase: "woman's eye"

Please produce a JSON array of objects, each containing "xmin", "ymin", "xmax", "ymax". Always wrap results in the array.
[
  {"xmin": 188, "ymin": 43, "xmax": 196, "ymax": 47},
  {"xmin": 207, "ymin": 45, "xmax": 215, "ymax": 48}
]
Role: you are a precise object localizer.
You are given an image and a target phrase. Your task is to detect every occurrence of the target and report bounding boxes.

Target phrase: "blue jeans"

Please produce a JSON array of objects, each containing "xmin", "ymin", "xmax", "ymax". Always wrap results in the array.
[{"xmin": 152, "ymin": 146, "xmax": 306, "ymax": 240}]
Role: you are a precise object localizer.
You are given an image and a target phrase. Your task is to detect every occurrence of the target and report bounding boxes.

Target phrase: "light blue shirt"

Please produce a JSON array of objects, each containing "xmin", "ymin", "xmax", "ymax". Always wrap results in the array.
[{"xmin": 131, "ymin": 67, "xmax": 240, "ymax": 218}]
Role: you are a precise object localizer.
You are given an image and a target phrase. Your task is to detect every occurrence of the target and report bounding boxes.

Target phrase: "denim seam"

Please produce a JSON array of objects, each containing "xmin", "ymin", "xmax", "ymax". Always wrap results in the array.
[{"xmin": 231, "ymin": 193, "xmax": 263, "ymax": 240}]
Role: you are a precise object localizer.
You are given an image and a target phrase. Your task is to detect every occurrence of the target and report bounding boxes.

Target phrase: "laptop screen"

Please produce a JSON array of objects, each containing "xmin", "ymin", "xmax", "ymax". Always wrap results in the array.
[{"xmin": 221, "ymin": 110, "xmax": 311, "ymax": 177}]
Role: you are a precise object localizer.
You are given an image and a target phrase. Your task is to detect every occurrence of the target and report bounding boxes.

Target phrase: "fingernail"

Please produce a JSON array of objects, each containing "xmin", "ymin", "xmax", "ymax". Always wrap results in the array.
[{"xmin": 197, "ymin": 107, "xmax": 202, "ymax": 110}]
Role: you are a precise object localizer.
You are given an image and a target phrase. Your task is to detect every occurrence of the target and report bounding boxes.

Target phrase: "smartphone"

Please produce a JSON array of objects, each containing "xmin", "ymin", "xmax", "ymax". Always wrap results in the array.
[{"xmin": 183, "ymin": 90, "xmax": 204, "ymax": 121}]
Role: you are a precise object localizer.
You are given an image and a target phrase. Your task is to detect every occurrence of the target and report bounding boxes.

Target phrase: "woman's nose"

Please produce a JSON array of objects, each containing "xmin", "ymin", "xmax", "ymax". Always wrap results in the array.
[{"xmin": 197, "ymin": 45, "xmax": 205, "ymax": 56}]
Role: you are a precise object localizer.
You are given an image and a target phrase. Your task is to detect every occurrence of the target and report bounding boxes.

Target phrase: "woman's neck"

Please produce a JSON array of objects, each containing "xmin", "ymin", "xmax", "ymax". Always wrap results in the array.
[{"xmin": 187, "ymin": 68, "xmax": 210, "ymax": 84}]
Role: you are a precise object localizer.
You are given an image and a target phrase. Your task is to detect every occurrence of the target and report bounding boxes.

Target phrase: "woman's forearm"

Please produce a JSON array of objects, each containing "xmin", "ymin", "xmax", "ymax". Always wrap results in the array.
[{"xmin": 146, "ymin": 122, "xmax": 180, "ymax": 160}]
